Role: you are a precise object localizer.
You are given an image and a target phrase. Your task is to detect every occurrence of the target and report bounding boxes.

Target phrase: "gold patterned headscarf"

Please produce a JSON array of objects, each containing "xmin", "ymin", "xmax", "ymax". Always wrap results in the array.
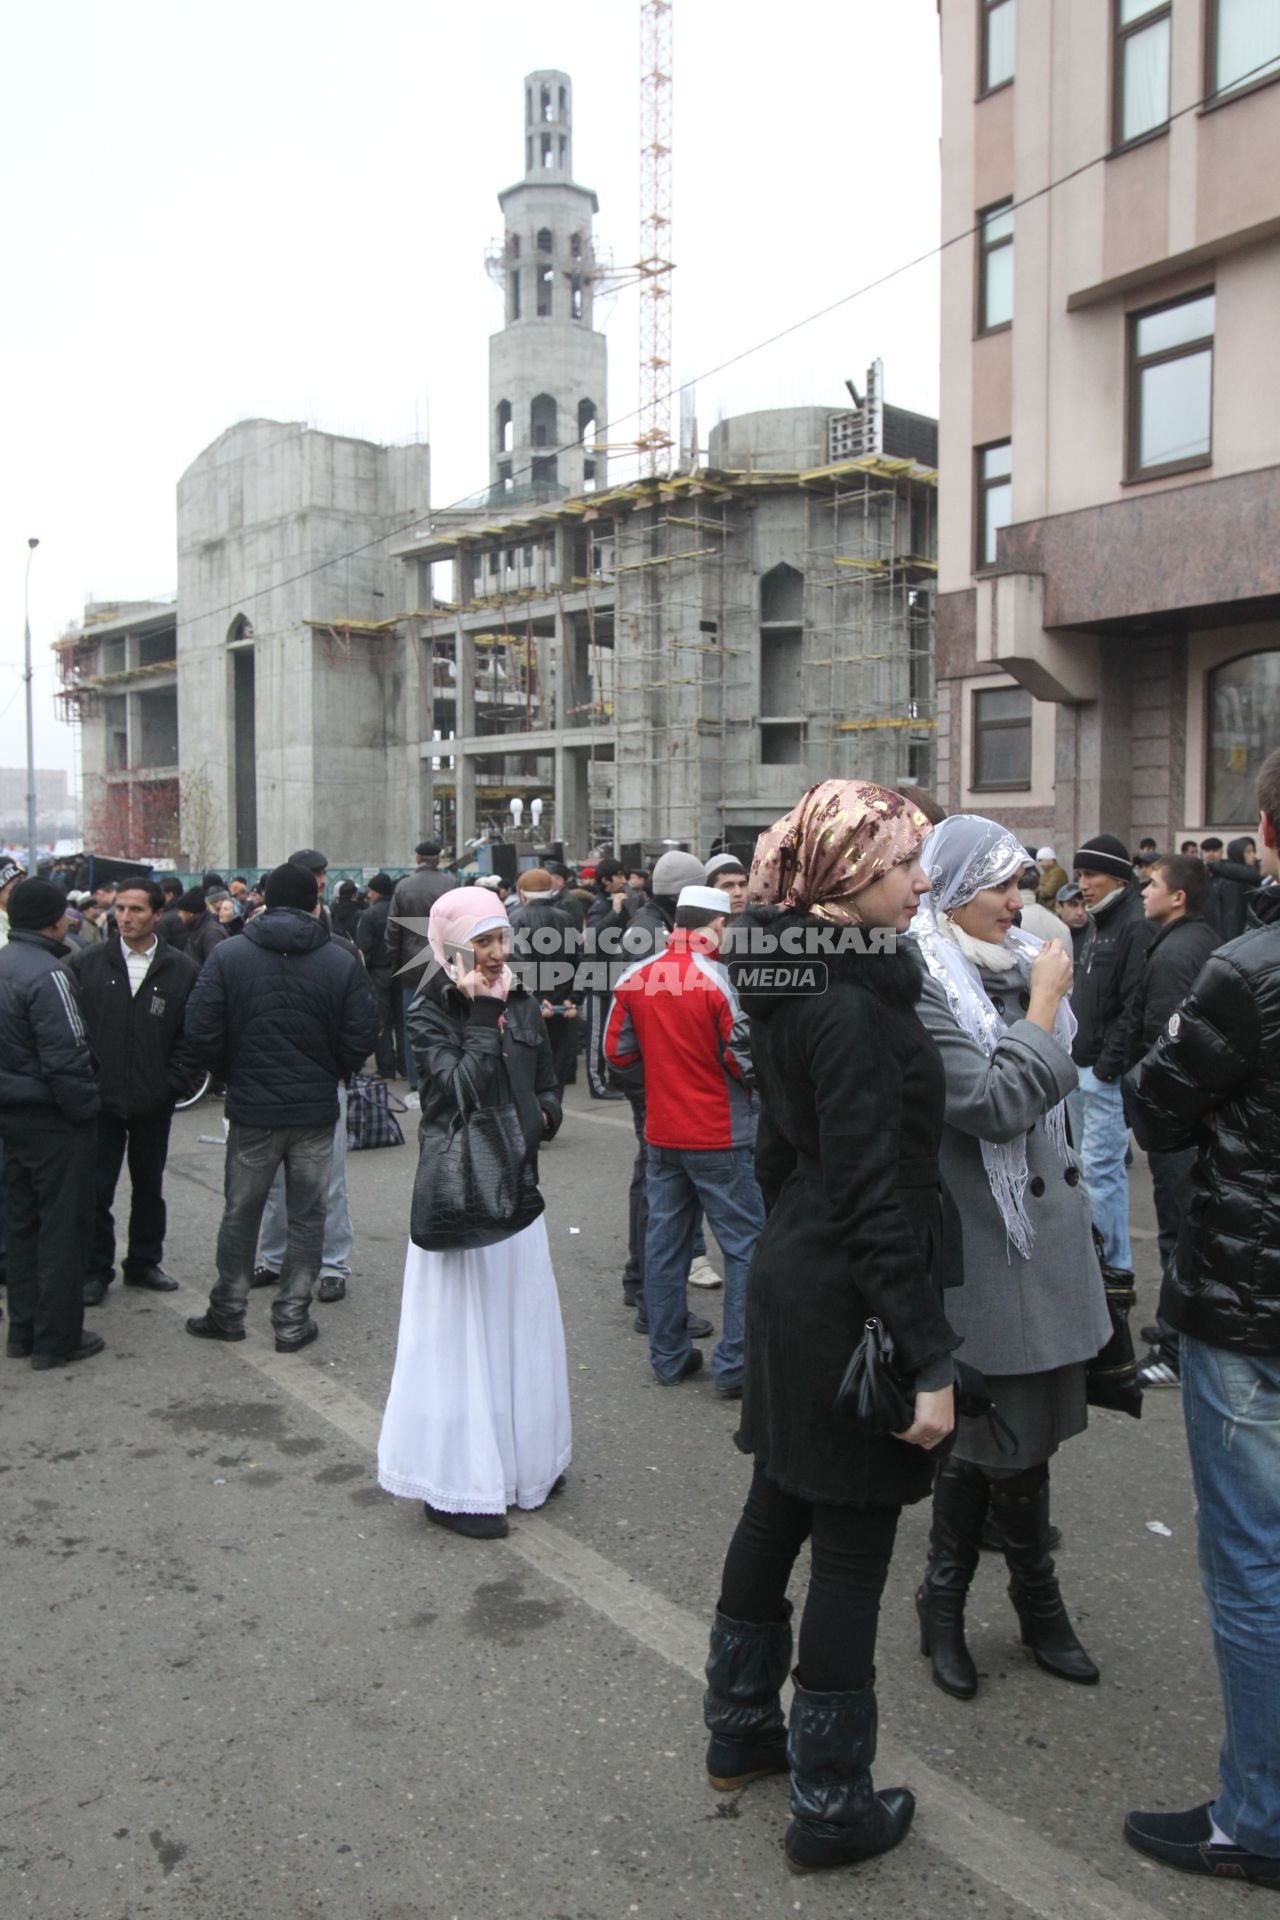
[{"xmin": 748, "ymin": 780, "xmax": 932, "ymax": 925}]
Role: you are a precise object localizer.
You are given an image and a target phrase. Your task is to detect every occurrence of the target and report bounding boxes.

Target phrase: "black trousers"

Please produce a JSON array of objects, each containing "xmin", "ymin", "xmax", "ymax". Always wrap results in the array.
[
  {"xmin": 369, "ymin": 968, "xmax": 399, "ymax": 1078},
  {"xmin": 544, "ymin": 1010, "xmax": 579, "ymax": 1093},
  {"xmin": 1, "ymin": 1119, "xmax": 95, "ymax": 1358},
  {"xmin": 89, "ymin": 1108, "xmax": 173, "ymax": 1286},
  {"xmin": 718, "ymin": 1462, "xmax": 900, "ymax": 1692}
]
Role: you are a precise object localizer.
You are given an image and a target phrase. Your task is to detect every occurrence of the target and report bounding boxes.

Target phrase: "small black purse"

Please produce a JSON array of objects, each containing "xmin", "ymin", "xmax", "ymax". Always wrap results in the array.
[{"xmin": 836, "ymin": 1317, "xmax": 1017, "ymax": 1455}]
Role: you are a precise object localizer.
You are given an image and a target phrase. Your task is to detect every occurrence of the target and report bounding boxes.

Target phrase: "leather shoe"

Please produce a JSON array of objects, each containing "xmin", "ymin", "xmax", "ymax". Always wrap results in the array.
[
  {"xmin": 124, "ymin": 1268, "xmax": 179, "ymax": 1292},
  {"xmin": 715, "ymin": 1379, "xmax": 743, "ymax": 1400},
  {"xmin": 6, "ymin": 1333, "xmax": 34, "ymax": 1359},
  {"xmin": 82, "ymin": 1277, "xmax": 111, "ymax": 1307},
  {"xmin": 275, "ymin": 1321, "xmax": 319, "ymax": 1353},
  {"xmin": 31, "ymin": 1332, "xmax": 106, "ymax": 1371},
  {"xmin": 663, "ymin": 1348, "xmax": 704, "ymax": 1384},
  {"xmin": 634, "ymin": 1308, "xmax": 713, "ymax": 1338},
  {"xmin": 424, "ymin": 1503, "xmax": 510, "ymax": 1539},
  {"xmin": 1124, "ymin": 1803, "xmax": 1280, "ymax": 1887},
  {"xmin": 249, "ymin": 1266, "xmax": 279, "ymax": 1289},
  {"xmin": 317, "ymin": 1275, "xmax": 347, "ymax": 1303},
  {"xmin": 186, "ymin": 1314, "xmax": 246, "ymax": 1342}
]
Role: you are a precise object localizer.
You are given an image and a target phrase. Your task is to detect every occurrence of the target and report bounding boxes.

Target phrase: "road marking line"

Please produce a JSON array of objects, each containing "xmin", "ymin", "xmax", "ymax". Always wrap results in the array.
[{"xmin": 154, "ymin": 1283, "xmax": 1166, "ymax": 1920}]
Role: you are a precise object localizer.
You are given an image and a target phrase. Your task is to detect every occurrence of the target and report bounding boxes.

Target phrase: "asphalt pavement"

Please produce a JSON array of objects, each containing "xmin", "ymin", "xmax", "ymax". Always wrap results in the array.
[{"xmin": 0, "ymin": 1082, "xmax": 1252, "ymax": 1920}]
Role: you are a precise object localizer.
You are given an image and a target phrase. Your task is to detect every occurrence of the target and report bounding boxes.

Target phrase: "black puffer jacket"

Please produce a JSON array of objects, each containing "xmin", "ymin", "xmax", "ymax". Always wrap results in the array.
[
  {"xmin": 408, "ymin": 969, "xmax": 561, "ymax": 1181},
  {"xmin": 729, "ymin": 910, "xmax": 961, "ymax": 1509},
  {"xmin": 0, "ymin": 930, "xmax": 100, "ymax": 1126},
  {"xmin": 1071, "ymin": 883, "xmax": 1151, "ymax": 1080},
  {"xmin": 184, "ymin": 909, "xmax": 377, "ymax": 1129},
  {"xmin": 69, "ymin": 935, "xmax": 200, "ymax": 1117},
  {"xmin": 1124, "ymin": 885, "xmax": 1280, "ymax": 1353},
  {"xmin": 1123, "ymin": 912, "xmax": 1219, "ymax": 1066}
]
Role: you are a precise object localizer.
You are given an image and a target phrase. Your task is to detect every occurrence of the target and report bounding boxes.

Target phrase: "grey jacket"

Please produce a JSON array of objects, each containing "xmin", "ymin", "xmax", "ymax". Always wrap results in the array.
[
  {"xmin": 386, "ymin": 865, "xmax": 456, "ymax": 976},
  {"xmin": 915, "ymin": 969, "xmax": 1111, "ymax": 1377}
]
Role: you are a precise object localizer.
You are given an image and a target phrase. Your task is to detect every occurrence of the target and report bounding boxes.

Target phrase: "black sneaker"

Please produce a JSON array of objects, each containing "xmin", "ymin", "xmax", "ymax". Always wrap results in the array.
[
  {"xmin": 31, "ymin": 1332, "xmax": 106, "ymax": 1371},
  {"xmin": 249, "ymin": 1266, "xmax": 279, "ymax": 1289},
  {"xmin": 1125, "ymin": 1803, "xmax": 1280, "ymax": 1887},
  {"xmin": 634, "ymin": 1308, "xmax": 713, "ymax": 1338},
  {"xmin": 424, "ymin": 1504, "xmax": 510, "ymax": 1539},
  {"xmin": 1136, "ymin": 1347, "xmax": 1181, "ymax": 1387},
  {"xmin": 317, "ymin": 1275, "xmax": 347, "ymax": 1303}
]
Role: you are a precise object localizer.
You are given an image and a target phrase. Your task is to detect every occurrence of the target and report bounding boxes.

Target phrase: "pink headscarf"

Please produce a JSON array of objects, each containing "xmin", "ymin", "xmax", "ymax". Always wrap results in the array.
[
  {"xmin": 427, "ymin": 886, "xmax": 514, "ymax": 1001},
  {"xmin": 749, "ymin": 779, "xmax": 931, "ymax": 925}
]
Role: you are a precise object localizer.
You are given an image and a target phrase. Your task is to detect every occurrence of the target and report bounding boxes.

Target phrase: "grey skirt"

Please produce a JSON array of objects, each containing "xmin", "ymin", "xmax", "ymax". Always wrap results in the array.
[{"xmin": 953, "ymin": 1361, "xmax": 1088, "ymax": 1475}]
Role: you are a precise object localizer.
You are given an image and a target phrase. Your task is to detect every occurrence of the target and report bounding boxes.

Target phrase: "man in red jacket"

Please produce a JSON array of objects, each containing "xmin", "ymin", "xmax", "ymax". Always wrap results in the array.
[{"xmin": 604, "ymin": 884, "xmax": 763, "ymax": 1393}]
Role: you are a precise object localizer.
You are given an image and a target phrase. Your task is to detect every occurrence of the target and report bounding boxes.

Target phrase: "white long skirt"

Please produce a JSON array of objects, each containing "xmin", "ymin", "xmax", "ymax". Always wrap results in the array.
[{"xmin": 377, "ymin": 1214, "xmax": 572, "ymax": 1515}]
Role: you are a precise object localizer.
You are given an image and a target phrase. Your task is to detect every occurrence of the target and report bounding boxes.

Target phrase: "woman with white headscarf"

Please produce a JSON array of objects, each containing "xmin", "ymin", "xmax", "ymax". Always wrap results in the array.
[
  {"xmin": 377, "ymin": 887, "xmax": 572, "ymax": 1539},
  {"xmin": 909, "ymin": 816, "xmax": 1111, "ymax": 1700}
]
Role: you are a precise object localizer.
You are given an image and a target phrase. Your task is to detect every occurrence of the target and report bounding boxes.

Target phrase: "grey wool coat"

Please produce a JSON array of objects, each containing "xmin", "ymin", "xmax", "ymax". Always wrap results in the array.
[{"xmin": 914, "ymin": 968, "xmax": 1112, "ymax": 1377}]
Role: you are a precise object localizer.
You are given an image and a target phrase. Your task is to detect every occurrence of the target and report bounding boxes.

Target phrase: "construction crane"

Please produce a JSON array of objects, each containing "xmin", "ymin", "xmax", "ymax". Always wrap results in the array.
[{"xmin": 636, "ymin": 0, "xmax": 674, "ymax": 475}]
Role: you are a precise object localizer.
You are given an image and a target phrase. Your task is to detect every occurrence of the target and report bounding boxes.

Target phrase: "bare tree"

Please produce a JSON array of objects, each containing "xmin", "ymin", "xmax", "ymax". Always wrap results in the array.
[{"xmin": 180, "ymin": 768, "xmax": 223, "ymax": 873}]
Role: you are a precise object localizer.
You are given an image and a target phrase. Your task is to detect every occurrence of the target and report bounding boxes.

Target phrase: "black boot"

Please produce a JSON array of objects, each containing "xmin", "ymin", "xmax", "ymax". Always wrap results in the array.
[
  {"xmin": 916, "ymin": 1459, "xmax": 989, "ymax": 1699},
  {"xmin": 783, "ymin": 1675, "xmax": 915, "ymax": 1874},
  {"xmin": 992, "ymin": 1467, "xmax": 1099, "ymax": 1686},
  {"xmin": 703, "ymin": 1602, "xmax": 793, "ymax": 1790}
]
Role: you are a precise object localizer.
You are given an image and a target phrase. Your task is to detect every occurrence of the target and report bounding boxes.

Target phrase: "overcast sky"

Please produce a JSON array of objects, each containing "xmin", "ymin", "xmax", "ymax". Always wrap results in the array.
[{"xmin": 0, "ymin": 0, "xmax": 943, "ymax": 781}]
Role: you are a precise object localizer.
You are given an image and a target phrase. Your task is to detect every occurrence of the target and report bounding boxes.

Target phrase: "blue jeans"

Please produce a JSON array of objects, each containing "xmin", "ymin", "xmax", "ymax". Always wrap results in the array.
[
  {"xmin": 643, "ymin": 1144, "xmax": 763, "ymax": 1388},
  {"xmin": 1077, "ymin": 1064, "xmax": 1132, "ymax": 1268},
  {"xmin": 623, "ymin": 1089, "xmax": 706, "ymax": 1292},
  {"xmin": 1183, "ymin": 1334, "xmax": 1280, "ymax": 1858},
  {"xmin": 257, "ymin": 1085, "xmax": 352, "ymax": 1284}
]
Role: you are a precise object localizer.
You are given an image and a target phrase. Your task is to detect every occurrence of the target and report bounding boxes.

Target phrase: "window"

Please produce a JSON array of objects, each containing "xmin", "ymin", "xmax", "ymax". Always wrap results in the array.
[
  {"xmin": 972, "ymin": 686, "xmax": 1033, "ymax": 790},
  {"xmin": 509, "ymin": 270, "xmax": 521, "ymax": 320},
  {"xmin": 558, "ymin": 85, "xmax": 567, "ymax": 118},
  {"xmin": 570, "ymin": 232, "xmax": 582, "ymax": 259},
  {"xmin": 977, "ymin": 199, "xmax": 1014, "ymax": 332},
  {"xmin": 1114, "ymin": 0, "xmax": 1171, "ymax": 144},
  {"xmin": 531, "ymin": 394, "xmax": 557, "ymax": 448},
  {"xmin": 570, "ymin": 276, "xmax": 583, "ymax": 321},
  {"xmin": 496, "ymin": 400, "xmax": 513, "ymax": 455},
  {"xmin": 1207, "ymin": 650, "xmax": 1280, "ymax": 820},
  {"xmin": 1128, "ymin": 289, "xmax": 1215, "ymax": 479},
  {"xmin": 536, "ymin": 228, "xmax": 553, "ymax": 253},
  {"xmin": 1209, "ymin": 0, "xmax": 1280, "ymax": 97},
  {"xmin": 975, "ymin": 441, "xmax": 1012, "ymax": 568},
  {"xmin": 508, "ymin": 234, "xmax": 520, "ymax": 259},
  {"xmin": 537, "ymin": 264, "xmax": 553, "ymax": 316},
  {"xmin": 980, "ymin": 0, "xmax": 1016, "ymax": 92},
  {"xmin": 578, "ymin": 398, "xmax": 598, "ymax": 445}
]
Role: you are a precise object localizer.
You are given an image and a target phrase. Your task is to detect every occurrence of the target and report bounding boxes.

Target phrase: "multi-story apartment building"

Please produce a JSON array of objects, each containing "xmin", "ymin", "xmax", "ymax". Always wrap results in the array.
[{"xmin": 936, "ymin": 0, "xmax": 1280, "ymax": 850}]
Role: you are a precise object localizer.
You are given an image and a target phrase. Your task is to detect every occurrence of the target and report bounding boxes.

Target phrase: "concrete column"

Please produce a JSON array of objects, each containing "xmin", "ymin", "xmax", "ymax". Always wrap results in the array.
[
  {"xmin": 456, "ymin": 750, "xmax": 477, "ymax": 853},
  {"xmin": 456, "ymin": 623, "xmax": 476, "ymax": 740}
]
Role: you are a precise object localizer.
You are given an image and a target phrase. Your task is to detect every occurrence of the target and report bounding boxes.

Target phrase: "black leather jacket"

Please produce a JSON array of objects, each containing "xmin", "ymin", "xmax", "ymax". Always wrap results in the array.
[
  {"xmin": 408, "ymin": 972, "xmax": 561, "ymax": 1176},
  {"xmin": 0, "ymin": 931, "xmax": 100, "ymax": 1126},
  {"xmin": 1124, "ymin": 884, "xmax": 1280, "ymax": 1353},
  {"xmin": 1071, "ymin": 883, "xmax": 1151, "ymax": 1080},
  {"xmin": 1123, "ymin": 912, "xmax": 1219, "ymax": 1067}
]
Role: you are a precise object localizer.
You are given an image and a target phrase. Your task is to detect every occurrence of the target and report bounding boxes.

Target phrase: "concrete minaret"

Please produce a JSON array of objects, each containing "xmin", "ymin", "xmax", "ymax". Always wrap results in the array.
[{"xmin": 489, "ymin": 71, "xmax": 608, "ymax": 498}]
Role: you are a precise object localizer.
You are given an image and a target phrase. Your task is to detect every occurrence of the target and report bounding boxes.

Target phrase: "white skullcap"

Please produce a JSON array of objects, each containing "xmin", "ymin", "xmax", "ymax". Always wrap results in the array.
[
  {"xmin": 1036, "ymin": 846, "xmax": 1057, "ymax": 862},
  {"xmin": 677, "ymin": 885, "xmax": 732, "ymax": 913}
]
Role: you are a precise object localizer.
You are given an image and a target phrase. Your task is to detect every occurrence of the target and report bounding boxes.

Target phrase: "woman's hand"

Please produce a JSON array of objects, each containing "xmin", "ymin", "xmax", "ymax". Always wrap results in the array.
[
  {"xmin": 1027, "ymin": 942, "xmax": 1073, "ymax": 1032},
  {"xmin": 893, "ymin": 1385, "xmax": 955, "ymax": 1451}
]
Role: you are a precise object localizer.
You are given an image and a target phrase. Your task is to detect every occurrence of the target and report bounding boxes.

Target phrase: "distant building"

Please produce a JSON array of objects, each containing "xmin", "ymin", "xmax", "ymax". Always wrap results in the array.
[{"xmin": 936, "ymin": 0, "xmax": 1280, "ymax": 850}]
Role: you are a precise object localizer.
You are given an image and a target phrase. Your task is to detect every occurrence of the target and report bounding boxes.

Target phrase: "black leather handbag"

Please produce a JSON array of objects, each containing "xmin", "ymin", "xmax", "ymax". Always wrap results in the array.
[
  {"xmin": 836, "ymin": 1317, "xmax": 1017, "ymax": 1455},
  {"xmin": 410, "ymin": 1059, "xmax": 544, "ymax": 1253}
]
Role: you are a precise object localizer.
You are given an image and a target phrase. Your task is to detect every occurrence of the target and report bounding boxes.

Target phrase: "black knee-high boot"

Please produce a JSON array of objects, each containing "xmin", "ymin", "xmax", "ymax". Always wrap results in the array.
[
  {"xmin": 703, "ymin": 1602, "xmax": 793, "ymax": 1789},
  {"xmin": 784, "ymin": 1673, "xmax": 915, "ymax": 1874},
  {"xmin": 990, "ymin": 1464, "xmax": 1099, "ymax": 1685},
  {"xmin": 916, "ymin": 1459, "xmax": 989, "ymax": 1698}
]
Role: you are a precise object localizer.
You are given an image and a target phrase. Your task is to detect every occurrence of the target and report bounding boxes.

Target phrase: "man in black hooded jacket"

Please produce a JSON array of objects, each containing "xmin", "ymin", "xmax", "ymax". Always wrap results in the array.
[
  {"xmin": 1122, "ymin": 749, "xmax": 1280, "ymax": 1890},
  {"xmin": 183, "ymin": 862, "xmax": 376, "ymax": 1353},
  {"xmin": 1205, "ymin": 836, "xmax": 1260, "ymax": 941}
]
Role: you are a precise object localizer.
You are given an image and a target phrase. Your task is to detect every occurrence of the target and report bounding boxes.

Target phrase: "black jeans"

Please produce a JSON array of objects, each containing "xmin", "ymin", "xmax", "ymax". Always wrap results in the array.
[
  {"xmin": 718, "ymin": 1462, "xmax": 900, "ymax": 1692},
  {"xmin": 369, "ymin": 968, "xmax": 399, "ymax": 1079},
  {"xmin": 1147, "ymin": 1145, "xmax": 1195, "ymax": 1353},
  {"xmin": 544, "ymin": 1010, "xmax": 579, "ymax": 1093},
  {"xmin": 89, "ymin": 1108, "xmax": 173, "ymax": 1285},
  {"xmin": 209, "ymin": 1123, "xmax": 333, "ymax": 1341},
  {"xmin": 1, "ymin": 1119, "xmax": 95, "ymax": 1359}
]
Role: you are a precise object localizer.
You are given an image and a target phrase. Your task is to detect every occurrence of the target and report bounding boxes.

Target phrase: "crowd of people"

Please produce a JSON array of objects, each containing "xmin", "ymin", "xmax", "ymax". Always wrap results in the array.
[{"xmin": 1, "ymin": 753, "xmax": 1278, "ymax": 1892}]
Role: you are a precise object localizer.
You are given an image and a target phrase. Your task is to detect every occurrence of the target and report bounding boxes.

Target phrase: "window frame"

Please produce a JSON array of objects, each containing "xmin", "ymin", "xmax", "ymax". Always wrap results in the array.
[
  {"xmin": 1205, "ymin": 0, "xmax": 1280, "ymax": 105},
  {"xmin": 970, "ymin": 685, "xmax": 1034, "ymax": 793},
  {"xmin": 978, "ymin": 0, "xmax": 1016, "ymax": 97},
  {"xmin": 1111, "ymin": 0, "xmax": 1172, "ymax": 151},
  {"xmin": 1125, "ymin": 287, "xmax": 1216, "ymax": 484},
  {"xmin": 976, "ymin": 197, "xmax": 1014, "ymax": 336},
  {"xmin": 973, "ymin": 439, "xmax": 1013, "ymax": 573}
]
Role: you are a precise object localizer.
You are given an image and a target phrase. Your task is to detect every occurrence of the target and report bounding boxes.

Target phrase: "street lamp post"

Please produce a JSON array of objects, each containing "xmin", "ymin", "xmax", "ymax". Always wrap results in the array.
[{"xmin": 23, "ymin": 537, "xmax": 39, "ymax": 875}]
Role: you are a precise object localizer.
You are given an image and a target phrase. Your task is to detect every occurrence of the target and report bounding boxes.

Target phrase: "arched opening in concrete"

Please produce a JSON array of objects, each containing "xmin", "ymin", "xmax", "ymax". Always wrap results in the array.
[
  {"xmin": 496, "ymin": 400, "xmax": 514, "ymax": 454},
  {"xmin": 531, "ymin": 394, "xmax": 558, "ymax": 448}
]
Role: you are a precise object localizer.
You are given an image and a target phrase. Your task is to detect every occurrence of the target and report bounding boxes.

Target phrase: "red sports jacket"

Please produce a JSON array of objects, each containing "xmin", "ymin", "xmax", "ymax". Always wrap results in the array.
[{"xmin": 603, "ymin": 929, "xmax": 755, "ymax": 1149}]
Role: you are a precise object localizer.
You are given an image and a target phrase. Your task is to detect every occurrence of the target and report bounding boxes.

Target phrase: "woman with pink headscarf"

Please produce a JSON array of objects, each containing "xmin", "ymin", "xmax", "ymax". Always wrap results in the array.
[{"xmin": 377, "ymin": 887, "xmax": 571, "ymax": 1539}]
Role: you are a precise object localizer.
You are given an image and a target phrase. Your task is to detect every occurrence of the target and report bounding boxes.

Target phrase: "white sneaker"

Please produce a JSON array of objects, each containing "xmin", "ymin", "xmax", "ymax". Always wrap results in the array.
[{"xmin": 687, "ymin": 1255, "xmax": 722, "ymax": 1290}]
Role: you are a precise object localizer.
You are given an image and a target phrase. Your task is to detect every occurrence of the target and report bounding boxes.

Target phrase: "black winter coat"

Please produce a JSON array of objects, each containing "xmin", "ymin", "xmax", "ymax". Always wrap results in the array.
[
  {"xmin": 0, "ymin": 931, "xmax": 100, "ymax": 1126},
  {"xmin": 506, "ymin": 895, "xmax": 579, "ymax": 1002},
  {"xmin": 69, "ymin": 936, "xmax": 200, "ymax": 1117},
  {"xmin": 386, "ymin": 866, "xmax": 456, "ymax": 974},
  {"xmin": 731, "ymin": 911, "xmax": 961, "ymax": 1509},
  {"xmin": 184, "ymin": 909, "xmax": 227, "ymax": 969},
  {"xmin": 156, "ymin": 907, "xmax": 188, "ymax": 952},
  {"xmin": 1124, "ymin": 885, "xmax": 1280, "ymax": 1353},
  {"xmin": 356, "ymin": 896, "xmax": 392, "ymax": 971},
  {"xmin": 184, "ymin": 909, "xmax": 377, "ymax": 1130},
  {"xmin": 1123, "ymin": 912, "xmax": 1219, "ymax": 1067},
  {"xmin": 1205, "ymin": 844, "xmax": 1259, "ymax": 942},
  {"xmin": 1071, "ymin": 883, "xmax": 1151, "ymax": 1080},
  {"xmin": 408, "ymin": 970, "xmax": 561, "ymax": 1195}
]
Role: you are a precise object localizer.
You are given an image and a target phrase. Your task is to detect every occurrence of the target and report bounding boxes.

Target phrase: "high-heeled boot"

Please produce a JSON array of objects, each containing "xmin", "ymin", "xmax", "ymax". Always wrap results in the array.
[
  {"xmin": 915, "ymin": 1458, "xmax": 990, "ymax": 1699},
  {"xmin": 783, "ymin": 1674, "xmax": 915, "ymax": 1874},
  {"xmin": 703, "ymin": 1601, "xmax": 793, "ymax": 1789},
  {"xmin": 991, "ymin": 1466, "xmax": 1099, "ymax": 1685}
]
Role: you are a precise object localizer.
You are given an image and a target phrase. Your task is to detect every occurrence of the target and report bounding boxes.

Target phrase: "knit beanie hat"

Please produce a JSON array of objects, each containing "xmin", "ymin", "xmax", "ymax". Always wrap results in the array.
[
  {"xmin": 176, "ymin": 888, "xmax": 207, "ymax": 914},
  {"xmin": 366, "ymin": 872, "xmax": 394, "ymax": 897},
  {"xmin": 1073, "ymin": 834, "xmax": 1133, "ymax": 881},
  {"xmin": 651, "ymin": 849, "xmax": 706, "ymax": 898},
  {"xmin": 705, "ymin": 850, "xmax": 747, "ymax": 882},
  {"xmin": 8, "ymin": 877, "xmax": 69, "ymax": 931},
  {"xmin": 265, "ymin": 863, "xmax": 319, "ymax": 911}
]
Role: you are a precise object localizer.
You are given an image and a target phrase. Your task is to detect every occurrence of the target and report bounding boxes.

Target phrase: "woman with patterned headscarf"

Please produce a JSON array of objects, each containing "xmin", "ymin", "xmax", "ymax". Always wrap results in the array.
[
  {"xmin": 909, "ymin": 816, "xmax": 1111, "ymax": 1701},
  {"xmin": 377, "ymin": 888, "xmax": 571, "ymax": 1539},
  {"xmin": 700, "ymin": 780, "xmax": 962, "ymax": 1880}
]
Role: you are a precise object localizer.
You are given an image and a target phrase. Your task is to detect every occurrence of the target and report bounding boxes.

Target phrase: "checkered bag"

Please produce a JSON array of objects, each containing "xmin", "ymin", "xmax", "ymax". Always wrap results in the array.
[{"xmin": 346, "ymin": 1073, "xmax": 406, "ymax": 1150}]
